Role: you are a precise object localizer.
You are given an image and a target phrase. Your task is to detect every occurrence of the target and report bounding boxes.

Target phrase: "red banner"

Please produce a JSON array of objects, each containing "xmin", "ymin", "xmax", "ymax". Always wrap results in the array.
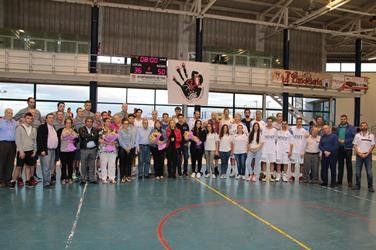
[{"xmin": 272, "ymin": 70, "xmax": 331, "ymax": 88}]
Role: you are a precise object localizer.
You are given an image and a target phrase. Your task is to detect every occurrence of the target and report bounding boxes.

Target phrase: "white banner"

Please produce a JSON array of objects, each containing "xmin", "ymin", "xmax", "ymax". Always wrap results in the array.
[
  {"xmin": 130, "ymin": 74, "xmax": 167, "ymax": 84},
  {"xmin": 167, "ymin": 60, "xmax": 210, "ymax": 105}
]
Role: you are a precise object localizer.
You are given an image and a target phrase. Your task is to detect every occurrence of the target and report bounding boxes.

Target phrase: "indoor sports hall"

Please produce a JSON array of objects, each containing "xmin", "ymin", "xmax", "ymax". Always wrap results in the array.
[{"xmin": 0, "ymin": 1, "xmax": 375, "ymax": 250}]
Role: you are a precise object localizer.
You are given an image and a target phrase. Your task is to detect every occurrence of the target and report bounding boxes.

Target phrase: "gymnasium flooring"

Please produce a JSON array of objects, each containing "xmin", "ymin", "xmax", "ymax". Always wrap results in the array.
[{"xmin": 0, "ymin": 164, "xmax": 375, "ymax": 250}]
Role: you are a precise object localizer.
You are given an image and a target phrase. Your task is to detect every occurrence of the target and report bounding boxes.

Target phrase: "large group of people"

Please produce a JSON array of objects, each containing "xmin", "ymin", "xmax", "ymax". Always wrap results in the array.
[{"xmin": 0, "ymin": 97, "xmax": 374, "ymax": 193}]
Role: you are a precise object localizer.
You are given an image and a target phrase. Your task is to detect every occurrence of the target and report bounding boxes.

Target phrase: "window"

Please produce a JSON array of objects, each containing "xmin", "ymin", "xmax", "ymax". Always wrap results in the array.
[
  {"xmin": 265, "ymin": 95, "xmax": 282, "ymax": 109},
  {"xmin": 0, "ymin": 101, "xmax": 28, "ymax": 117},
  {"xmin": 97, "ymin": 104, "xmax": 123, "ymax": 114},
  {"xmin": 361, "ymin": 63, "xmax": 376, "ymax": 72},
  {"xmin": 341, "ymin": 63, "xmax": 355, "ymax": 72},
  {"xmin": 128, "ymin": 104, "xmax": 154, "ymax": 118},
  {"xmin": 98, "ymin": 87, "xmax": 126, "ymax": 103},
  {"xmin": 0, "ymin": 82, "xmax": 34, "ymax": 100},
  {"xmin": 326, "ymin": 63, "xmax": 341, "ymax": 72},
  {"xmin": 208, "ymin": 92, "xmax": 233, "ymax": 107},
  {"xmin": 155, "ymin": 105, "xmax": 180, "ymax": 117},
  {"xmin": 36, "ymin": 85, "xmax": 89, "ymax": 101},
  {"xmin": 127, "ymin": 88, "xmax": 154, "ymax": 104},
  {"xmin": 201, "ymin": 107, "xmax": 225, "ymax": 120},
  {"xmin": 235, "ymin": 94, "xmax": 262, "ymax": 108}
]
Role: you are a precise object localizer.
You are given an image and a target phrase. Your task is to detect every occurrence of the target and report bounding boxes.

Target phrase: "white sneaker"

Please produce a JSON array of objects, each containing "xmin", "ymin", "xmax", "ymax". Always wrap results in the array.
[
  {"xmin": 223, "ymin": 175, "xmax": 228, "ymax": 179},
  {"xmin": 205, "ymin": 173, "xmax": 210, "ymax": 178},
  {"xmin": 196, "ymin": 172, "xmax": 201, "ymax": 178},
  {"xmin": 282, "ymin": 173, "xmax": 288, "ymax": 182},
  {"xmin": 230, "ymin": 169, "xmax": 236, "ymax": 177},
  {"xmin": 235, "ymin": 175, "xmax": 240, "ymax": 180},
  {"xmin": 191, "ymin": 172, "xmax": 196, "ymax": 178},
  {"xmin": 220, "ymin": 175, "xmax": 224, "ymax": 179},
  {"xmin": 242, "ymin": 175, "xmax": 246, "ymax": 180},
  {"xmin": 276, "ymin": 173, "xmax": 281, "ymax": 182},
  {"xmin": 212, "ymin": 174, "xmax": 216, "ymax": 179}
]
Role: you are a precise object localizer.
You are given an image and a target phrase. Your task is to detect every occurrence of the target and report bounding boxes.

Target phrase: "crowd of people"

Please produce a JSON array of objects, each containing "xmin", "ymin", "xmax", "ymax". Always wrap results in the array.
[{"xmin": 0, "ymin": 97, "xmax": 374, "ymax": 192}]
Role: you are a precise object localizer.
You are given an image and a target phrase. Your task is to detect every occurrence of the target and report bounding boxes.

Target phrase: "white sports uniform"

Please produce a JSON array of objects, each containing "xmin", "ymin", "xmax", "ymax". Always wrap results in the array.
[
  {"xmin": 261, "ymin": 127, "xmax": 277, "ymax": 163},
  {"xmin": 276, "ymin": 129, "xmax": 293, "ymax": 164},
  {"xmin": 290, "ymin": 126, "xmax": 308, "ymax": 164},
  {"xmin": 230, "ymin": 123, "xmax": 248, "ymax": 135},
  {"xmin": 251, "ymin": 120, "xmax": 266, "ymax": 131}
]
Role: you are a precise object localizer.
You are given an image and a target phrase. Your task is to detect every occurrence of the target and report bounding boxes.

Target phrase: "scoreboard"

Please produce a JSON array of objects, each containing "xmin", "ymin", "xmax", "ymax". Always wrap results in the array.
[{"xmin": 130, "ymin": 56, "xmax": 167, "ymax": 76}]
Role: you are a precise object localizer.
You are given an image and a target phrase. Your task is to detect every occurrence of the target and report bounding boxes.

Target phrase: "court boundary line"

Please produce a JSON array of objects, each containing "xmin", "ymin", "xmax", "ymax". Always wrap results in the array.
[
  {"xmin": 193, "ymin": 178, "xmax": 311, "ymax": 250},
  {"xmin": 308, "ymin": 184, "xmax": 376, "ymax": 203},
  {"xmin": 65, "ymin": 183, "xmax": 88, "ymax": 248}
]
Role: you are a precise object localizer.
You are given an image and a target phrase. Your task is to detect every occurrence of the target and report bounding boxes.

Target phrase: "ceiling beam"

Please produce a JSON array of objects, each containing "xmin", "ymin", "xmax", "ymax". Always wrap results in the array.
[{"xmin": 201, "ymin": 0, "xmax": 217, "ymax": 15}]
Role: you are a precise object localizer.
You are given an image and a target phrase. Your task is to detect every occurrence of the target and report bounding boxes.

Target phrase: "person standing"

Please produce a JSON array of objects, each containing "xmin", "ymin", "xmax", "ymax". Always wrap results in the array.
[
  {"xmin": 231, "ymin": 124, "xmax": 248, "ymax": 180},
  {"xmin": 260, "ymin": 117, "xmax": 277, "ymax": 182},
  {"xmin": 204, "ymin": 123, "xmax": 219, "ymax": 178},
  {"xmin": 148, "ymin": 110, "xmax": 158, "ymax": 128},
  {"xmin": 336, "ymin": 114, "xmax": 356, "ymax": 187},
  {"xmin": 58, "ymin": 118, "xmax": 78, "ymax": 184},
  {"xmin": 190, "ymin": 120, "xmax": 206, "ymax": 178},
  {"xmin": 136, "ymin": 118, "xmax": 153, "ymax": 178},
  {"xmin": 319, "ymin": 125, "xmax": 339, "ymax": 188},
  {"xmin": 275, "ymin": 121, "xmax": 293, "ymax": 182},
  {"xmin": 251, "ymin": 111, "xmax": 266, "ymax": 131},
  {"xmin": 98, "ymin": 118, "xmax": 118, "ymax": 184},
  {"xmin": 247, "ymin": 122, "xmax": 263, "ymax": 182},
  {"xmin": 72, "ymin": 107, "xmax": 85, "ymax": 181},
  {"xmin": 0, "ymin": 108, "xmax": 17, "ymax": 187},
  {"xmin": 37, "ymin": 113, "xmax": 59, "ymax": 188},
  {"xmin": 79, "ymin": 117, "xmax": 99, "ymax": 184},
  {"xmin": 220, "ymin": 108, "xmax": 233, "ymax": 128},
  {"xmin": 353, "ymin": 122, "xmax": 375, "ymax": 192},
  {"xmin": 176, "ymin": 114, "xmax": 190, "ymax": 176},
  {"xmin": 303, "ymin": 127, "xmax": 321, "ymax": 184},
  {"xmin": 82, "ymin": 100, "xmax": 95, "ymax": 120},
  {"xmin": 188, "ymin": 110, "xmax": 201, "ymax": 131},
  {"xmin": 241, "ymin": 108, "xmax": 253, "ymax": 133},
  {"xmin": 10, "ymin": 112, "xmax": 37, "ymax": 189},
  {"xmin": 161, "ymin": 113, "xmax": 170, "ymax": 130},
  {"xmin": 115, "ymin": 103, "xmax": 128, "ymax": 119},
  {"xmin": 118, "ymin": 118, "xmax": 136, "ymax": 183},
  {"xmin": 173, "ymin": 106, "xmax": 182, "ymax": 123},
  {"xmin": 149, "ymin": 120, "xmax": 167, "ymax": 180},
  {"xmin": 218, "ymin": 124, "xmax": 232, "ymax": 179},
  {"xmin": 290, "ymin": 117, "xmax": 309, "ymax": 182},
  {"xmin": 166, "ymin": 120, "xmax": 182, "ymax": 178},
  {"xmin": 13, "ymin": 97, "xmax": 43, "ymax": 125},
  {"xmin": 134, "ymin": 109, "xmax": 144, "ymax": 128}
]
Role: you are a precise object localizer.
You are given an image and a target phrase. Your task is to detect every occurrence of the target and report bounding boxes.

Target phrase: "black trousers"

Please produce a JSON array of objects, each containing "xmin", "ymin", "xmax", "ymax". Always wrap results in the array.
[
  {"xmin": 60, "ymin": 151, "xmax": 75, "ymax": 180},
  {"xmin": 190, "ymin": 146, "xmax": 204, "ymax": 173},
  {"xmin": 0, "ymin": 141, "xmax": 16, "ymax": 183},
  {"xmin": 337, "ymin": 146, "xmax": 353, "ymax": 184},
  {"xmin": 151, "ymin": 147, "xmax": 166, "ymax": 177},
  {"xmin": 119, "ymin": 148, "xmax": 135, "ymax": 178},
  {"xmin": 167, "ymin": 148, "xmax": 178, "ymax": 177},
  {"xmin": 321, "ymin": 153, "xmax": 337, "ymax": 186}
]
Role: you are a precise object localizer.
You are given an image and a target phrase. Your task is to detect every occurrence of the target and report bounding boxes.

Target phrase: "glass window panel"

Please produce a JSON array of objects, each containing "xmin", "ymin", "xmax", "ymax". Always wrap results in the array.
[
  {"xmin": 97, "ymin": 103, "xmax": 123, "ymax": 114},
  {"xmin": 37, "ymin": 102, "xmax": 84, "ymax": 116},
  {"xmin": 208, "ymin": 92, "xmax": 233, "ymax": 107},
  {"xmin": 326, "ymin": 63, "xmax": 341, "ymax": 72},
  {"xmin": 127, "ymin": 88, "xmax": 154, "ymax": 104},
  {"xmin": 266, "ymin": 95, "xmax": 282, "ymax": 109},
  {"xmin": 36, "ymin": 85, "xmax": 89, "ymax": 101},
  {"xmin": 0, "ymin": 101, "xmax": 28, "ymax": 117},
  {"xmin": 201, "ymin": 107, "xmax": 225, "ymax": 120},
  {"xmin": 46, "ymin": 41, "xmax": 58, "ymax": 53},
  {"xmin": 341, "ymin": 63, "xmax": 355, "ymax": 72},
  {"xmin": 361, "ymin": 63, "xmax": 376, "ymax": 72},
  {"xmin": 235, "ymin": 94, "xmax": 263, "ymax": 108},
  {"xmin": 98, "ymin": 87, "xmax": 126, "ymax": 103},
  {"xmin": 60, "ymin": 41, "xmax": 76, "ymax": 53},
  {"xmin": 0, "ymin": 82, "xmax": 34, "ymax": 100},
  {"xmin": 155, "ymin": 89, "xmax": 181, "ymax": 105},
  {"xmin": 155, "ymin": 105, "xmax": 180, "ymax": 117},
  {"xmin": 235, "ymin": 108, "xmax": 263, "ymax": 119},
  {"xmin": 266, "ymin": 110, "xmax": 282, "ymax": 119},
  {"xmin": 128, "ymin": 104, "xmax": 154, "ymax": 118}
]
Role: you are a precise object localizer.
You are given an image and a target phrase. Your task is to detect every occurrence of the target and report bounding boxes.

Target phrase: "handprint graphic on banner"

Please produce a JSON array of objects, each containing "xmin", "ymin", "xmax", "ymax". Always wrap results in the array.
[{"xmin": 168, "ymin": 60, "xmax": 210, "ymax": 105}]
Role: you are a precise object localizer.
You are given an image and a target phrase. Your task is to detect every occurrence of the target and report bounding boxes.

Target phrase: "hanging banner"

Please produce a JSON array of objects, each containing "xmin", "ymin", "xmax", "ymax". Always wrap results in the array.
[
  {"xmin": 167, "ymin": 60, "xmax": 210, "ymax": 105},
  {"xmin": 332, "ymin": 75, "xmax": 369, "ymax": 91},
  {"xmin": 272, "ymin": 69, "xmax": 331, "ymax": 88}
]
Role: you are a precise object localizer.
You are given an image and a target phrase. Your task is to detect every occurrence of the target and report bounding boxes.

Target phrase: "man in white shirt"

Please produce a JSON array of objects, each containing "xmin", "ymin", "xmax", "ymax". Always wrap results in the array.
[
  {"xmin": 303, "ymin": 127, "xmax": 321, "ymax": 183},
  {"xmin": 148, "ymin": 110, "xmax": 158, "ymax": 128},
  {"xmin": 353, "ymin": 121, "xmax": 375, "ymax": 192},
  {"xmin": 260, "ymin": 117, "xmax": 277, "ymax": 182},
  {"xmin": 273, "ymin": 113, "xmax": 283, "ymax": 130},
  {"xmin": 251, "ymin": 110, "xmax": 266, "ymax": 131},
  {"xmin": 275, "ymin": 121, "xmax": 293, "ymax": 182},
  {"xmin": 134, "ymin": 109, "xmax": 143, "ymax": 128},
  {"xmin": 230, "ymin": 113, "xmax": 248, "ymax": 135},
  {"xmin": 290, "ymin": 117, "xmax": 309, "ymax": 182}
]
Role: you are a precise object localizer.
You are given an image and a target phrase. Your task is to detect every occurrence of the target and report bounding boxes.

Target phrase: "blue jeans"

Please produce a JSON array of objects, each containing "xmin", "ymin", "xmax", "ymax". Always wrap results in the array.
[
  {"xmin": 138, "ymin": 145, "xmax": 151, "ymax": 177},
  {"xmin": 355, "ymin": 154, "xmax": 373, "ymax": 188},
  {"xmin": 220, "ymin": 151, "xmax": 230, "ymax": 175},
  {"xmin": 178, "ymin": 144, "xmax": 189, "ymax": 175},
  {"xmin": 321, "ymin": 153, "xmax": 337, "ymax": 185},
  {"xmin": 235, "ymin": 153, "xmax": 247, "ymax": 176}
]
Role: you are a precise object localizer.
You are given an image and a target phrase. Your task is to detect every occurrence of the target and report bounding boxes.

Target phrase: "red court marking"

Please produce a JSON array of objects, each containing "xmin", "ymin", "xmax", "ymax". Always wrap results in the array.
[{"xmin": 156, "ymin": 199, "xmax": 375, "ymax": 250}]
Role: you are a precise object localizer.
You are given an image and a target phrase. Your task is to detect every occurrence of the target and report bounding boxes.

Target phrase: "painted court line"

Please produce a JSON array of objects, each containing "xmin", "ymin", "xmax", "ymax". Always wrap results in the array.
[
  {"xmin": 194, "ymin": 178, "xmax": 311, "ymax": 250},
  {"xmin": 65, "ymin": 183, "xmax": 88, "ymax": 248},
  {"xmin": 314, "ymin": 185, "xmax": 376, "ymax": 203}
]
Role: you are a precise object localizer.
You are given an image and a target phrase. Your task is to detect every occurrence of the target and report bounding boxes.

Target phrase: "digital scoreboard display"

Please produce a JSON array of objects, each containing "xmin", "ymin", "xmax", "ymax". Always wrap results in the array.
[{"xmin": 130, "ymin": 56, "xmax": 167, "ymax": 76}]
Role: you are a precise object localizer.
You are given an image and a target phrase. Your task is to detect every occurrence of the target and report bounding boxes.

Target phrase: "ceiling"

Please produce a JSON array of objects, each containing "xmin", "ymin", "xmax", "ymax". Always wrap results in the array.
[{"xmin": 56, "ymin": 0, "xmax": 376, "ymax": 62}]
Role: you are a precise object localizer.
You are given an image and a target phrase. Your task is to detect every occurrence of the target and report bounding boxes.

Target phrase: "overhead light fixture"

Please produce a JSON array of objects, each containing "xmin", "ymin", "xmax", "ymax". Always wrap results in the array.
[
  {"xmin": 368, "ymin": 56, "xmax": 376, "ymax": 61},
  {"xmin": 18, "ymin": 29, "xmax": 25, "ymax": 33}
]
